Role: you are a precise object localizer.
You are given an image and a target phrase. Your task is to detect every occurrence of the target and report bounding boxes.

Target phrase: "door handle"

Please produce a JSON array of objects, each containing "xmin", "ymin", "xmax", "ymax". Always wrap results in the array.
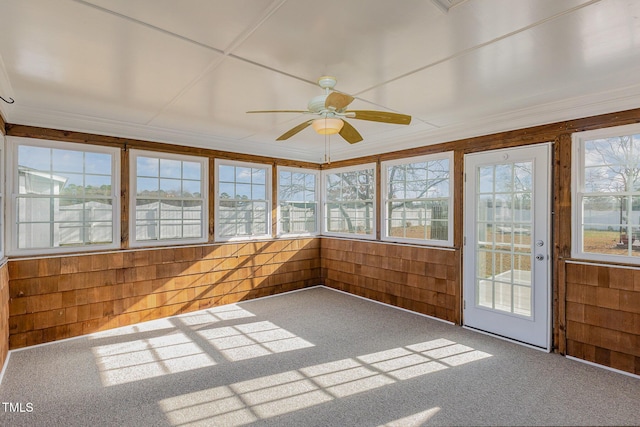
[{"xmin": 535, "ymin": 254, "xmax": 545, "ymax": 261}]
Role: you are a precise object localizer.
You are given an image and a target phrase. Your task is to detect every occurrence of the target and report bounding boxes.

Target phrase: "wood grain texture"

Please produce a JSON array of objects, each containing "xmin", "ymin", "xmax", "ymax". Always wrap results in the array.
[
  {"xmin": 8, "ymin": 239, "xmax": 321, "ymax": 348},
  {"xmin": 0, "ymin": 263, "xmax": 9, "ymax": 370},
  {"xmin": 554, "ymin": 134, "xmax": 573, "ymax": 354},
  {"xmin": 565, "ymin": 262, "xmax": 640, "ymax": 375},
  {"xmin": 321, "ymin": 238, "xmax": 459, "ymax": 324}
]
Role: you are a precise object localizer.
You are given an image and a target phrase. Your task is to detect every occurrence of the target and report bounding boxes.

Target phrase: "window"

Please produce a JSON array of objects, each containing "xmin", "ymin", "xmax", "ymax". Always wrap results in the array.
[
  {"xmin": 573, "ymin": 123, "xmax": 640, "ymax": 262},
  {"xmin": 215, "ymin": 160, "xmax": 271, "ymax": 241},
  {"xmin": 277, "ymin": 167, "xmax": 319, "ymax": 236},
  {"xmin": 382, "ymin": 153, "xmax": 453, "ymax": 246},
  {"xmin": 130, "ymin": 150, "xmax": 207, "ymax": 247},
  {"xmin": 323, "ymin": 163, "xmax": 375, "ymax": 238},
  {"xmin": 7, "ymin": 137, "xmax": 120, "ymax": 254}
]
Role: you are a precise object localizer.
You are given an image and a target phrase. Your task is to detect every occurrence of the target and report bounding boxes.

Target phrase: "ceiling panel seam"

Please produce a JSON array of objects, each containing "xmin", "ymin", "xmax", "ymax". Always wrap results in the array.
[
  {"xmin": 352, "ymin": 0, "xmax": 603, "ymax": 97},
  {"xmin": 72, "ymin": 0, "xmax": 224, "ymax": 55},
  {"xmin": 71, "ymin": 0, "xmax": 312, "ymax": 126},
  {"xmin": 143, "ymin": 0, "xmax": 298, "ymax": 126}
]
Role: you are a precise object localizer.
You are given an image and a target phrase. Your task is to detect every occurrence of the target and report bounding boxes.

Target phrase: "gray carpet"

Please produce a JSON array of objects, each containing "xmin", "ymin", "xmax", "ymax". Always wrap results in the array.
[{"xmin": 0, "ymin": 286, "xmax": 638, "ymax": 427}]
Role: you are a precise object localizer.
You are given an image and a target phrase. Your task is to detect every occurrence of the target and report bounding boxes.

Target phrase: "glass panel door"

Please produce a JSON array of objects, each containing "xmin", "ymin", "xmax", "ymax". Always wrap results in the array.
[
  {"xmin": 464, "ymin": 144, "xmax": 551, "ymax": 349},
  {"xmin": 476, "ymin": 161, "xmax": 533, "ymax": 317}
]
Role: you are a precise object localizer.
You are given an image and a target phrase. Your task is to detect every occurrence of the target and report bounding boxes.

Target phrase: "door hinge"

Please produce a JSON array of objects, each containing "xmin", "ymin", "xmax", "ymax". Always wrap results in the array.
[
  {"xmin": 463, "ymin": 300, "xmax": 466, "ymax": 310},
  {"xmin": 463, "ymin": 236, "xmax": 466, "ymax": 245}
]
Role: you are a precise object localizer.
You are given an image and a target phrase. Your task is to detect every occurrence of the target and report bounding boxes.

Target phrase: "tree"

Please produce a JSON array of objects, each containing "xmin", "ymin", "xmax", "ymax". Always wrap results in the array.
[{"xmin": 583, "ymin": 135, "xmax": 640, "ymax": 244}]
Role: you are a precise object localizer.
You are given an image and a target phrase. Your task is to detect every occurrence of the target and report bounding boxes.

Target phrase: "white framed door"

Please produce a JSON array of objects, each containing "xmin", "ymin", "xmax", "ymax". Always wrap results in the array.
[{"xmin": 463, "ymin": 144, "xmax": 551, "ymax": 350}]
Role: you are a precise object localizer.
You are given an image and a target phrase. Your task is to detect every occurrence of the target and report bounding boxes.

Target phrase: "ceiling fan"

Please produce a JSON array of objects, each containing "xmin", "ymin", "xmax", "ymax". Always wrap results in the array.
[{"xmin": 247, "ymin": 76, "xmax": 411, "ymax": 144}]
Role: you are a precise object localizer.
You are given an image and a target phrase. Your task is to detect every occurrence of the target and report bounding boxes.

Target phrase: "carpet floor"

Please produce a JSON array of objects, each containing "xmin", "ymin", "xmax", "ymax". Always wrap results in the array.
[{"xmin": 0, "ymin": 286, "xmax": 638, "ymax": 426}]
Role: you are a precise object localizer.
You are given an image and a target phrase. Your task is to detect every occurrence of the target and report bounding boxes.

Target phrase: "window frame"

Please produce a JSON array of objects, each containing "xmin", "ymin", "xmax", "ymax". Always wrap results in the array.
[
  {"xmin": 277, "ymin": 166, "xmax": 320, "ymax": 237},
  {"xmin": 129, "ymin": 149, "xmax": 208, "ymax": 248},
  {"xmin": 322, "ymin": 162, "xmax": 377, "ymax": 239},
  {"xmin": 6, "ymin": 136, "xmax": 121, "ymax": 256},
  {"xmin": 214, "ymin": 159, "xmax": 272, "ymax": 242},
  {"xmin": 572, "ymin": 123, "xmax": 640, "ymax": 263},
  {"xmin": 381, "ymin": 152, "xmax": 454, "ymax": 247}
]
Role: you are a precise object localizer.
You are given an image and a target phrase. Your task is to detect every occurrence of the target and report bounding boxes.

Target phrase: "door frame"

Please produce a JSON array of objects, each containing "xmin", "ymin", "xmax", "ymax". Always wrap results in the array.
[{"xmin": 462, "ymin": 143, "xmax": 553, "ymax": 351}]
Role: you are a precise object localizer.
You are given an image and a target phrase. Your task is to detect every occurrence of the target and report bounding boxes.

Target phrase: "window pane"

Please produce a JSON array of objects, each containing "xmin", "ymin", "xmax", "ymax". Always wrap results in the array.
[
  {"xmin": 52, "ymin": 149, "xmax": 83, "ymax": 173},
  {"xmin": 479, "ymin": 166, "xmax": 494, "ymax": 193},
  {"xmin": 182, "ymin": 180, "xmax": 201, "ymax": 198},
  {"xmin": 235, "ymin": 167, "xmax": 251, "ymax": 183},
  {"xmin": 136, "ymin": 199, "xmax": 158, "ymax": 220},
  {"xmin": 137, "ymin": 177, "xmax": 159, "ymax": 196},
  {"xmin": 85, "ymin": 175, "xmax": 112, "ymax": 196},
  {"xmin": 133, "ymin": 152, "xmax": 206, "ymax": 244},
  {"xmin": 160, "ymin": 178, "xmax": 181, "ymax": 196},
  {"xmin": 235, "ymin": 183, "xmax": 251, "ymax": 198},
  {"xmin": 324, "ymin": 167, "xmax": 375, "ymax": 236},
  {"xmin": 136, "ymin": 224, "xmax": 158, "ymax": 241},
  {"xmin": 19, "ymin": 146, "xmax": 51, "ymax": 171},
  {"xmin": 137, "ymin": 157, "xmax": 159, "ymax": 177},
  {"xmin": 182, "ymin": 161, "xmax": 201, "ymax": 180},
  {"xmin": 160, "ymin": 159, "xmax": 181, "ymax": 178},
  {"xmin": 383, "ymin": 156, "xmax": 451, "ymax": 243},
  {"xmin": 217, "ymin": 162, "xmax": 271, "ymax": 239},
  {"xmin": 14, "ymin": 142, "xmax": 118, "ymax": 252},
  {"xmin": 252, "ymin": 168, "xmax": 266, "ymax": 184},
  {"xmin": 252, "ymin": 184, "xmax": 266, "ymax": 200},
  {"xmin": 18, "ymin": 197, "xmax": 51, "ymax": 222},
  {"xmin": 219, "ymin": 183, "xmax": 234, "ymax": 199},
  {"xmin": 278, "ymin": 169, "xmax": 317, "ymax": 234},
  {"xmin": 219, "ymin": 165, "xmax": 235, "ymax": 182},
  {"xmin": 18, "ymin": 223, "xmax": 51, "ymax": 249},
  {"xmin": 85, "ymin": 152, "xmax": 112, "ymax": 175},
  {"xmin": 577, "ymin": 130, "xmax": 640, "ymax": 260}
]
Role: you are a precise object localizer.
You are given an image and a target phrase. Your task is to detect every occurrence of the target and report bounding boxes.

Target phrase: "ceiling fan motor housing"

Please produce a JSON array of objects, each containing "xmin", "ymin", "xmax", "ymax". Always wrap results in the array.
[{"xmin": 308, "ymin": 95, "xmax": 328, "ymax": 113}]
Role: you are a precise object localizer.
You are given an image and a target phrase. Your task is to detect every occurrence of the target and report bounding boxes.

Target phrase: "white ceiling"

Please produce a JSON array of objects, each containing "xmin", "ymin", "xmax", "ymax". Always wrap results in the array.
[{"xmin": 1, "ymin": 0, "xmax": 639, "ymax": 163}]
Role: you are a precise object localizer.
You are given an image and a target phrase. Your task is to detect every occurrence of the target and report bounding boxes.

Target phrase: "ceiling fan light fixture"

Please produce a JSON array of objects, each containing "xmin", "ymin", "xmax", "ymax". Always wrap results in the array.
[{"xmin": 312, "ymin": 118, "xmax": 344, "ymax": 135}]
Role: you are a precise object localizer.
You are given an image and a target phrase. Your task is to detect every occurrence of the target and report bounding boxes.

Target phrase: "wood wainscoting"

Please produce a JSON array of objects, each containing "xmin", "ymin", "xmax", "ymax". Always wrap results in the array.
[
  {"xmin": 321, "ymin": 238, "xmax": 460, "ymax": 324},
  {"xmin": 7, "ymin": 238, "xmax": 320, "ymax": 349},
  {"xmin": 565, "ymin": 261, "xmax": 640, "ymax": 375},
  {"xmin": 0, "ymin": 262, "xmax": 9, "ymax": 370}
]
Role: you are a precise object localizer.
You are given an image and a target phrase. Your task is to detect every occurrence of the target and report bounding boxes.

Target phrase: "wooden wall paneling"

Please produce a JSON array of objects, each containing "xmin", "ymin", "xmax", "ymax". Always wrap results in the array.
[
  {"xmin": 7, "ymin": 239, "xmax": 321, "ymax": 348},
  {"xmin": 321, "ymin": 238, "xmax": 459, "ymax": 323},
  {"xmin": 0, "ymin": 111, "xmax": 5, "ymax": 135},
  {"xmin": 554, "ymin": 134, "xmax": 572, "ymax": 354},
  {"xmin": 564, "ymin": 108, "xmax": 640, "ymax": 133},
  {"xmin": 0, "ymin": 263, "xmax": 9, "ymax": 371},
  {"xmin": 565, "ymin": 262, "xmax": 640, "ymax": 375}
]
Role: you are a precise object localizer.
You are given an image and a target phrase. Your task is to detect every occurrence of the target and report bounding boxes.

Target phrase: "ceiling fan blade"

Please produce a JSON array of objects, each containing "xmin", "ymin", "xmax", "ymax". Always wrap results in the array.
[
  {"xmin": 247, "ymin": 110, "xmax": 307, "ymax": 113},
  {"xmin": 325, "ymin": 92, "xmax": 354, "ymax": 110},
  {"xmin": 276, "ymin": 120, "xmax": 314, "ymax": 141},
  {"xmin": 348, "ymin": 110, "xmax": 412, "ymax": 125},
  {"xmin": 339, "ymin": 120, "xmax": 363, "ymax": 144}
]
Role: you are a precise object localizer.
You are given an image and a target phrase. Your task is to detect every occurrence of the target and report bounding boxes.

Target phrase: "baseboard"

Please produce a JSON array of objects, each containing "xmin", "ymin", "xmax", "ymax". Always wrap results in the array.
[
  {"xmin": 319, "ymin": 285, "xmax": 455, "ymax": 325},
  {"xmin": 565, "ymin": 355, "xmax": 640, "ymax": 380}
]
